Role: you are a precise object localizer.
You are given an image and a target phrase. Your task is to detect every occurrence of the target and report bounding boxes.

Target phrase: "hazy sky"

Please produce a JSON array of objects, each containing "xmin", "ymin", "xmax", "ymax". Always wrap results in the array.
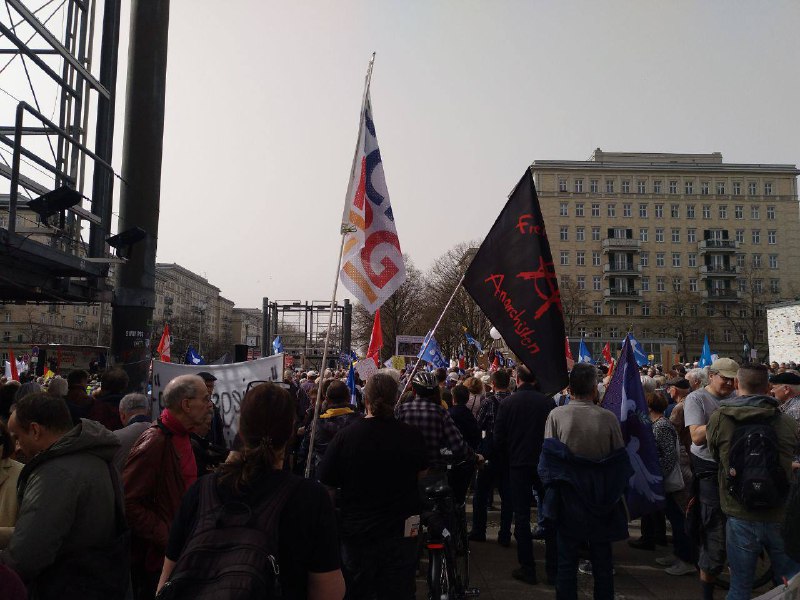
[{"xmin": 9, "ymin": 1, "xmax": 800, "ymax": 309}]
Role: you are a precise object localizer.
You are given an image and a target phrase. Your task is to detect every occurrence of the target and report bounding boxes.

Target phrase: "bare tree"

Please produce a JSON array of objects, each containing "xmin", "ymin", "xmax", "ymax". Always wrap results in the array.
[
  {"xmin": 560, "ymin": 276, "xmax": 593, "ymax": 338},
  {"xmin": 652, "ymin": 278, "xmax": 705, "ymax": 359}
]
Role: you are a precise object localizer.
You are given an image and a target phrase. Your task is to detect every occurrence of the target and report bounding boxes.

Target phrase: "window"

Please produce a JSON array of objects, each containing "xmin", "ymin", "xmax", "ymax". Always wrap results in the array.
[
  {"xmin": 622, "ymin": 180, "xmax": 630, "ymax": 193},
  {"xmin": 656, "ymin": 252, "xmax": 665, "ymax": 267},
  {"xmin": 736, "ymin": 254, "xmax": 746, "ymax": 268},
  {"xmin": 770, "ymin": 279, "xmax": 780, "ymax": 294},
  {"xmin": 593, "ymin": 326, "xmax": 602, "ymax": 337},
  {"xmin": 590, "ymin": 179, "xmax": 598, "ymax": 193},
  {"xmin": 671, "ymin": 204, "xmax": 680, "ymax": 218},
  {"xmin": 592, "ymin": 226, "xmax": 600, "ymax": 241},
  {"xmin": 764, "ymin": 183, "xmax": 772, "ymax": 196},
  {"xmin": 753, "ymin": 279, "xmax": 763, "ymax": 293},
  {"xmin": 738, "ymin": 278, "xmax": 747, "ymax": 292},
  {"xmin": 701, "ymin": 182, "xmax": 709, "ymax": 195},
  {"xmin": 735, "ymin": 205, "xmax": 743, "ymax": 219},
  {"xmin": 576, "ymin": 251, "xmax": 585, "ymax": 266},
  {"xmin": 606, "ymin": 179, "xmax": 614, "ymax": 193},
  {"xmin": 689, "ymin": 278, "xmax": 698, "ymax": 292},
  {"xmin": 671, "ymin": 228, "xmax": 680, "ymax": 243},
  {"xmin": 591, "ymin": 203, "xmax": 600, "ymax": 217},
  {"xmin": 768, "ymin": 230, "xmax": 776, "ymax": 245},
  {"xmin": 559, "ymin": 178, "xmax": 567, "ymax": 192},
  {"xmin": 687, "ymin": 229, "xmax": 696, "ymax": 243},
  {"xmin": 767, "ymin": 206, "xmax": 775, "ymax": 220},
  {"xmin": 752, "ymin": 253, "xmax": 762, "ymax": 269},
  {"xmin": 659, "ymin": 303, "xmax": 668, "ymax": 316},
  {"xmin": 653, "ymin": 180, "xmax": 662, "ymax": 194},
  {"xmin": 717, "ymin": 182, "xmax": 726, "ymax": 195},
  {"xmin": 719, "ymin": 205, "xmax": 727, "ymax": 219},
  {"xmin": 655, "ymin": 204, "xmax": 664, "ymax": 218},
  {"xmin": 637, "ymin": 180, "xmax": 646, "ymax": 194},
  {"xmin": 702, "ymin": 205, "xmax": 711, "ymax": 219},
  {"xmin": 672, "ymin": 253, "xmax": 681, "ymax": 267},
  {"xmin": 639, "ymin": 228, "xmax": 649, "ymax": 242},
  {"xmin": 609, "ymin": 327, "xmax": 619, "ymax": 339},
  {"xmin": 688, "ymin": 253, "xmax": 697, "ymax": 267},
  {"xmin": 575, "ymin": 179, "xmax": 583, "ymax": 193},
  {"xmin": 748, "ymin": 181, "xmax": 757, "ymax": 196},
  {"xmin": 639, "ymin": 203, "xmax": 648, "ymax": 218},
  {"xmin": 751, "ymin": 205, "xmax": 760, "ymax": 219},
  {"xmin": 593, "ymin": 276, "xmax": 601, "ymax": 291},
  {"xmin": 640, "ymin": 252, "xmax": 649, "ymax": 267},
  {"xmin": 769, "ymin": 254, "xmax": 778, "ymax": 269},
  {"xmin": 657, "ymin": 277, "xmax": 666, "ymax": 292},
  {"xmin": 642, "ymin": 277, "xmax": 650, "ymax": 291},
  {"xmin": 559, "ymin": 202, "xmax": 568, "ymax": 217},
  {"xmin": 752, "ymin": 230, "xmax": 760, "ymax": 245},
  {"xmin": 724, "ymin": 329, "xmax": 732, "ymax": 343},
  {"xmin": 592, "ymin": 251, "xmax": 601, "ymax": 266},
  {"xmin": 578, "ymin": 326, "xmax": 587, "ymax": 338},
  {"xmin": 560, "ymin": 226, "xmax": 569, "ymax": 241},
  {"xmin": 576, "ymin": 226, "xmax": 585, "ymax": 241},
  {"xmin": 733, "ymin": 182, "xmax": 741, "ymax": 195},
  {"xmin": 686, "ymin": 205, "xmax": 695, "ymax": 219},
  {"xmin": 735, "ymin": 229, "xmax": 744, "ymax": 243},
  {"xmin": 609, "ymin": 303, "xmax": 618, "ymax": 316},
  {"xmin": 642, "ymin": 303, "xmax": 650, "ymax": 316},
  {"xmin": 577, "ymin": 275, "xmax": 585, "ymax": 290},
  {"xmin": 560, "ymin": 251, "xmax": 569, "ymax": 266},
  {"xmin": 685, "ymin": 181, "xmax": 694, "ymax": 195},
  {"xmin": 623, "ymin": 203, "xmax": 632, "ymax": 217},
  {"xmin": 655, "ymin": 228, "xmax": 664, "ymax": 242},
  {"xmin": 668, "ymin": 180, "xmax": 677, "ymax": 194},
  {"xmin": 625, "ymin": 302, "xmax": 635, "ymax": 316},
  {"xmin": 575, "ymin": 202, "xmax": 584, "ymax": 217},
  {"xmin": 607, "ymin": 203, "xmax": 616, "ymax": 217},
  {"xmin": 594, "ymin": 302, "xmax": 602, "ymax": 316}
]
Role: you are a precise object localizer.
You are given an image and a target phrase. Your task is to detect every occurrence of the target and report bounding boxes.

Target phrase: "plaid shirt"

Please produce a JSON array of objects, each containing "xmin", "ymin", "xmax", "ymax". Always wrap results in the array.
[
  {"xmin": 477, "ymin": 391, "xmax": 511, "ymax": 435},
  {"xmin": 396, "ymin": 395, "xmax": 474, "ymax": 465}
]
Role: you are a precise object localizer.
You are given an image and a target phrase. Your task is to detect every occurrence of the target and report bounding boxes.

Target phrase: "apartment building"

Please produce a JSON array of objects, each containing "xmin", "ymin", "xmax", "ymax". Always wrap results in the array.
[{"xmin": 532, "ymin": 149, "xmax": 800, "ymax": 362}]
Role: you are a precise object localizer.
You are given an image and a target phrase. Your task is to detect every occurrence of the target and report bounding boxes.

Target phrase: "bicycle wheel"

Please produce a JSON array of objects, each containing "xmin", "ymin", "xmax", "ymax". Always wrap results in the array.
[
  {"xmin": 428, "ymin": 549, "xmax": 450, "ymax": 600},
  {"xmin": 714, "ymin": 554, "xmax": 773, "ymax": 591},
  {"xmin": 453, "ymin": 513, "xmax": 470, "ymax": 593}
]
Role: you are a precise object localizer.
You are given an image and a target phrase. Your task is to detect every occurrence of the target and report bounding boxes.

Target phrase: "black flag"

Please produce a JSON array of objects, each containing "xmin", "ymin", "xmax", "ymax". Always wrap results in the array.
[{"xmin": 463, "ymin": 169, "xmax": 568, "ymax": 394}]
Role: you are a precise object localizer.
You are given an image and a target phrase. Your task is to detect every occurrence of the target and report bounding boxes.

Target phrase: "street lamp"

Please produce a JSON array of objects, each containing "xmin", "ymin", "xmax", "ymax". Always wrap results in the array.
[{"xmin": 195, "ymin": 303, "xmax": 207, "ymax": 354}]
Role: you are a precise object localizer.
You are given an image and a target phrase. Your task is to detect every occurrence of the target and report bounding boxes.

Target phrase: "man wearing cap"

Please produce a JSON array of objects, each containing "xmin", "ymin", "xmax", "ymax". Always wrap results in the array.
[
  {"xmin": 771, "ymin": 371, "xmax": 800, "ymax": 462},
  {"xmin": 683, "ymin": 357, "xmax": 739, "ymax": 600},
  {"xmin": 664, "ymin": 377, "xmax": 691, "ymax": 419}
]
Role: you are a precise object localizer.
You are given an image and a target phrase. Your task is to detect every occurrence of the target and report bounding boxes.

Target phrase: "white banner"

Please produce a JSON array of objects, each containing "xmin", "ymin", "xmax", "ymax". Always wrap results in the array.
[{"xmin": 152, "ymin": 354, "xmax": 284, "ymax": 445}]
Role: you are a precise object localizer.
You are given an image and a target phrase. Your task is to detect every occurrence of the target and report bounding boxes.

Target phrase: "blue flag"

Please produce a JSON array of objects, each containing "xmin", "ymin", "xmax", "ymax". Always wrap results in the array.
[
  {"xmin": 464, "ymin": 332, "xmax": 483, "ymax": 353},
  {"xmin": 627, "ymin": 334, "xmax": 649, "ymax": 367},
  {"xmin": 418, "ymin": 331, "xmax": 448, "ymax": 369},
  {"xmin": 272, "ymin": 336, "xmax": 284, "ymax": 354},
  {"xmin": 698, "ymin": 334, "xmax": 713, "ymax": 367},
  {"xmin": 601, "ymin": 334, "xmax": 665, "ymax": 519},
  {"xmin": 578, "ymin": 339, "xmax": 594, "ymax": 364},
  {"xmin": 346, "ymin": 362, "xmax": 357, "ymax": 405},
  {"xmin": 185, "ymin": 345, "xmax": 205, "ymax": 365}
]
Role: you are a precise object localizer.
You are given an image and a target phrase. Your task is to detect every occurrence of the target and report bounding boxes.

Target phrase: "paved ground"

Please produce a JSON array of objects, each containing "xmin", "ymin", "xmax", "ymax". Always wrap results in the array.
[{"xmin": 415, "ymin": 508, "xmax": 777, "ymax": 599}]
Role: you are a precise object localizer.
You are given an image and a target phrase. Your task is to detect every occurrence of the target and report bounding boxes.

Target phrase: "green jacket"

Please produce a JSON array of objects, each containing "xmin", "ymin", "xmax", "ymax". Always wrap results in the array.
[{"xmin": 707, "ymin": 394, "xmax": 797, "ymax": 523}]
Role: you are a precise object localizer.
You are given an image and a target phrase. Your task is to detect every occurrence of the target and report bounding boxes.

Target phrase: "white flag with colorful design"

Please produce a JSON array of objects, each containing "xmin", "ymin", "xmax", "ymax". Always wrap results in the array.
[{"xmin": 340, "ymin": 86, "xmax": 406, "ymax": 314}]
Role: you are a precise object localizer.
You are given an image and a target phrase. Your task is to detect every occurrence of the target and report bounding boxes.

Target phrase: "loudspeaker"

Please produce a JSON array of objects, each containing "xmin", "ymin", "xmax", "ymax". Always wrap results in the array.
[{"xmin": 234, "ymin": 344, "xmax": 248, "ymax": 363}]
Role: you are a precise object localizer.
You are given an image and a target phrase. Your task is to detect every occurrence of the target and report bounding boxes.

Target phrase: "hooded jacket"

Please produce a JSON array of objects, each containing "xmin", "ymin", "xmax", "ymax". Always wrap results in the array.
[
  {"xmin": 707, "ymin": 394, "xmax": 796, "ymax": 522},
  {"xmin": 538, "ymin": 437, "xmax": 632, "ymax": 542},
  {"xmin": 0, "ymin": 419, "xmax": 122, "ymax": 589}
]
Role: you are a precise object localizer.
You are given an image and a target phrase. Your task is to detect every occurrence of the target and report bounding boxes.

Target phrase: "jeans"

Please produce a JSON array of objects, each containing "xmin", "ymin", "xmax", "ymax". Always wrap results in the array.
[
  {"xmin": 725, "ymin": 517, "xmax": 800, "ymax": 600},
  {"xmin": 664, "ymin": 493, "xmax": 694, "ymax": 563},
  {"xmin": 341, "ymin": 537, "xmax": 418, "ymax": 600},
  {"xmin": 471, "ymin": 460, "xmax": 512, "ymax": 538},
  {"xmin": 509, "ymin": 466, "xmax": 556, "ymax": 577},
  {"xmin": 556, "ymin": 532, "xmax": 614, "ymax": 600}
]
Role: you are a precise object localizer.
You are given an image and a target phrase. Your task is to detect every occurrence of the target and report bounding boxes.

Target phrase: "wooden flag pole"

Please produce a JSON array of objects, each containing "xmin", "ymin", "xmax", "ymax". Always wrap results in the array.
[{"xmin": 305, "ymin": 54, "xmax": 376, "ymax": 480}]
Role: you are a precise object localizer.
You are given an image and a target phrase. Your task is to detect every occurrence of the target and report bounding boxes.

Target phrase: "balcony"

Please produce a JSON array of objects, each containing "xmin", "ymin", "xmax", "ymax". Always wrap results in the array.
[
  {"xmin": 698, "ymin": 239, "xmax": 739, "ymax": 253},
  {"xmin": 603, "ymin": 264, "xmax": 642, "ymax": 277},
  {"xmin": 702, "ymin": 289, "xmax": 741, "ymax": 302},
  {"xmin": 602, "ymin": 238, "xmax": 641, "ymax": 252},
  {"xmin": 603, "ymin": 288, "xmax": 642, "ymax": 301},
  {"xmin": 699, "ymin": 265, "xmax": 740, "ymax": 278}
]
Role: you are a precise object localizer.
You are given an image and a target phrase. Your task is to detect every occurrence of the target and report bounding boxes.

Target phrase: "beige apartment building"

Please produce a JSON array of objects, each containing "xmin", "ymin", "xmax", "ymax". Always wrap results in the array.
[{"xmin": 532, "ymin": 149, "xmax": 800, "ymax": 363}]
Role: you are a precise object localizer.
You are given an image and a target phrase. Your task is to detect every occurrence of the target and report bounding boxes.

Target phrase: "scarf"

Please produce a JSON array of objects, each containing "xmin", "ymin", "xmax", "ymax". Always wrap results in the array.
[{"xmin": 160, "ymin": 408, "xmax": 197, "ymax": 489}]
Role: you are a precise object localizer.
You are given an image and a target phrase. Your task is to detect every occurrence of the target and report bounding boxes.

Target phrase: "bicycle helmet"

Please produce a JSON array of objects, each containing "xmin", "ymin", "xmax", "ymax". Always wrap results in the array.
[{"xmin": 411, "ymin": 371, "xmax": 439, "ymax": 397}]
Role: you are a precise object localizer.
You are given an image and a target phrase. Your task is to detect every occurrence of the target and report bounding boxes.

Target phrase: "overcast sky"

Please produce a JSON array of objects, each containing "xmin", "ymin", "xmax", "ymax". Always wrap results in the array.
[{"xmin": 16, "ymin": 1, "xmax": 800, "ymax": 309}]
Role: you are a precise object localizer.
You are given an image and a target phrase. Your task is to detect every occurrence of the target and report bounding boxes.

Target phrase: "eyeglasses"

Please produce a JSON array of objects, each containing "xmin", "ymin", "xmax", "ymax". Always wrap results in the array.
[
  {"xmin": 711, "ymin": 372, "xmax": 734, "ymax": 383},
  {"xmin": 245, "ymin": 380, "xmax": 290, "ymax": 393}
]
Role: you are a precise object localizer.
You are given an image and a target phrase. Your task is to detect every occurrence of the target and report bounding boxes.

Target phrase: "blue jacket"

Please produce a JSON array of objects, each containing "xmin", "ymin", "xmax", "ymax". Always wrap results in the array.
[{"xmin": 537, "ymin": 438, "xmax": 632, "ymax": 542}]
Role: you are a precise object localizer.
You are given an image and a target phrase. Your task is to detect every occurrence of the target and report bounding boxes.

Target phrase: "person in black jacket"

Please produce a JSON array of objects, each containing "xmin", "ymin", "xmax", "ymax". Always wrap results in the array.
[
  {"xmin": 448, "ymin": 385, "xmax": 480, "ymax": 504},
  {"xmin": 493, "ymin": 365, "xmax": 556, "ymax": 586}
]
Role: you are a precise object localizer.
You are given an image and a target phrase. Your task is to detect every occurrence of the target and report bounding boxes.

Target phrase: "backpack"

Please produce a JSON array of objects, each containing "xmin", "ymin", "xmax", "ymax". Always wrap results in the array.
[
  {"xmin": 156, "ymin": 472, "xmax": 302, "ymax": 600},
  {"xmin": 726, "ymin": 416, "xmax": 789, "ymax": 511}
]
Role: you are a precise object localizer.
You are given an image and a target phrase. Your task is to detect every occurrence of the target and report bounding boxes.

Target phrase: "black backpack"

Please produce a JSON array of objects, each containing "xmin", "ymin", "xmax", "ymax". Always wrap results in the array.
[
  {"xmin": 157, "ymin": 472, "xmax": 302, "ymax": 600},
  {"xmin": 726, "ymin": 416, "xmax": 789, "ymax": 511}
]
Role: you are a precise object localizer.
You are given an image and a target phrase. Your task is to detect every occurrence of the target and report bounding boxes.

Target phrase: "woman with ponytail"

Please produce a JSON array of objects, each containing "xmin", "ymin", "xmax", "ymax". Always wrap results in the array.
[{"xmin": 158, "ymin": 382, "xmax": 345, "ymax": 600}]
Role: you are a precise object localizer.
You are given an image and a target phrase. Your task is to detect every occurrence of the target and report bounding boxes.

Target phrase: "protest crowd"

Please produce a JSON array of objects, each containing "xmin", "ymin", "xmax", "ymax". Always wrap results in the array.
[{"xmin": 0, "ymin": 351, "xmax": 798, "ymax": 600}]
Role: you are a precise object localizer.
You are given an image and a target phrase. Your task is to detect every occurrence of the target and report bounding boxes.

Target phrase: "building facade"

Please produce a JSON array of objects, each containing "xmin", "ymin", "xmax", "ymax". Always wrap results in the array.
[{"xmin": 532, "ymin": 149, "xmax": 800, "ymax": 362}]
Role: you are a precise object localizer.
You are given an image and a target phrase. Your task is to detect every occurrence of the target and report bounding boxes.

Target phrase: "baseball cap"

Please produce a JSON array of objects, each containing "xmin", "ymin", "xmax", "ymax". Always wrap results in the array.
[
  {"xmin": 709, "ymin": 358, "xmax": 739, "ymax": 379},
  {"xmin": 196, "ymin": 371, "xmax": 217, "ymax": 382},
  {"xmin": 665, "ymin": 377, "xmax": 690, "ymax": 390}
]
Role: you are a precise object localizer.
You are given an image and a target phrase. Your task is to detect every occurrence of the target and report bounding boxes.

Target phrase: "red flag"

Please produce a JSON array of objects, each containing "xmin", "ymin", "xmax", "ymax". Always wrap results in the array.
[
  {"xmin": 602, "ymin": 342, "xmax": 615, "ymax": 376},
  {"xmin": 366, "ymin": 309, "xmax": 383, "ymax": 367},
  {"xmin": 564, "ymin": 337, "xmax": 573, "ymax": 361},
  {"xmin": 156, "ymin": 324, "xmax": 171, "ymax": 362},
  {"xmin": 8, "ymin": 349, "xmax": 18, "ymax": 381}
]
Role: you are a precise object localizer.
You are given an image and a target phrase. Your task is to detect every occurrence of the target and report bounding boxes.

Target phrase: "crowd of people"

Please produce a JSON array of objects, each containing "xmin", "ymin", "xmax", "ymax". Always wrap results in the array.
[{"xmin": 0, "ymin": 354, "xmax": 798, "ymax": 599}]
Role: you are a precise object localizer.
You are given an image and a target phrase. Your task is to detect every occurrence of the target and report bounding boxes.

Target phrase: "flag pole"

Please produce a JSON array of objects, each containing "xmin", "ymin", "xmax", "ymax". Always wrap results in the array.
[{"xmin": 305, "ymin": 54, "xmax": 376, "ymax": 480}]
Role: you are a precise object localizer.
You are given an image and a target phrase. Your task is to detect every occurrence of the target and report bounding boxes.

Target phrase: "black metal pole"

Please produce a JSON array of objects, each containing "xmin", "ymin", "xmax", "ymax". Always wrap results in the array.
[
  {"xmin": 262, "ymin": 297, "xmax": 270, "ymax": 356},
  {"xmin": 110, "ymin": 0, "xmax": 170, "ymax": 391}
]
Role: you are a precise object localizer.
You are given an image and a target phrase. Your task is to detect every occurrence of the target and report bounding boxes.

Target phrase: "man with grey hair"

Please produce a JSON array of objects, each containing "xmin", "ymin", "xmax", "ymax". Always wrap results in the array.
[
  {"xmin": 112, "ymin": 393, "xmax": 152, "ymax": 472},
  {"xmin": 123, "ymin": 374, "xmax": 211, "ymax": 600},
  {"xmin": 686, "ymin": 368, "xmax": 707, "ymax": 391}
]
